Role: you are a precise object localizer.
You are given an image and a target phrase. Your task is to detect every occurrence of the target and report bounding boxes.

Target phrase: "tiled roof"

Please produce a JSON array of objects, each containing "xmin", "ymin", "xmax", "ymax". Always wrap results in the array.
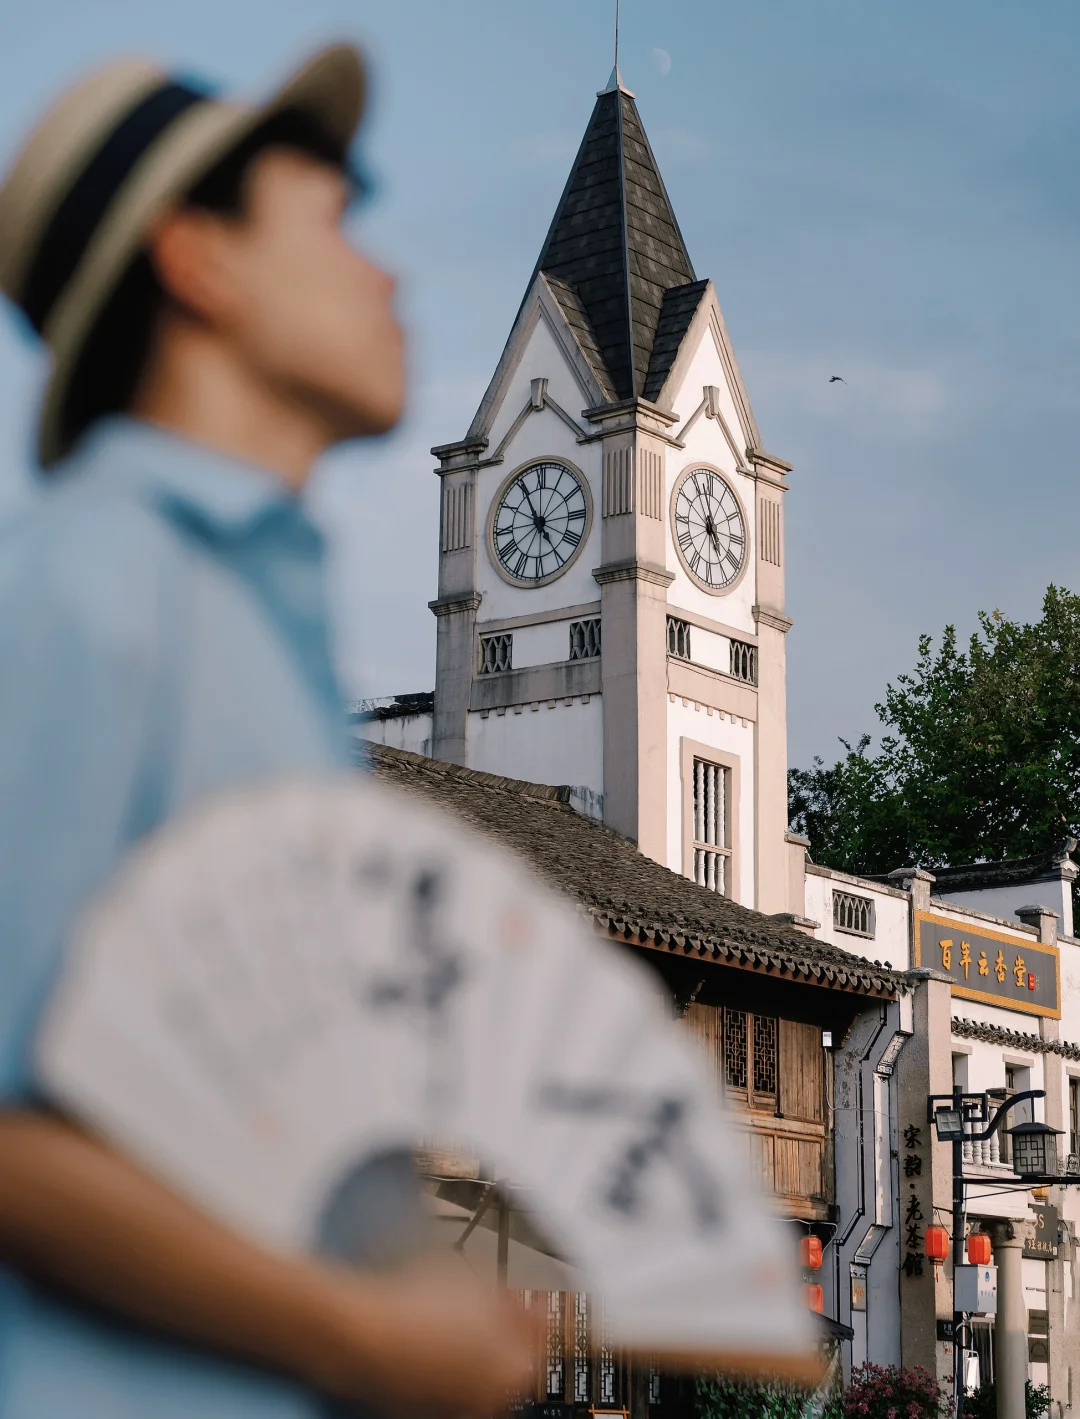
[
  {"xmin": 348, "ymin": 692, "xmax": 434, "ymax": 724},
  {"xmin": 952, "ymin": 1016, "xmax": 1080, "ymax": 1060},
  {"xmin": 930, "ymin": 851, "xmax": 1076, "ymax": 893},
  {"xmin": 527, "ymin": 84, "xmax": 696, "ymax": 403},
  {"xmin": 362, "ymin": 743, "xmax": 901, "ymax": 999},
  {"xmin": 643, "ymin": 279, "xmax": 709, "ymax": 402}
]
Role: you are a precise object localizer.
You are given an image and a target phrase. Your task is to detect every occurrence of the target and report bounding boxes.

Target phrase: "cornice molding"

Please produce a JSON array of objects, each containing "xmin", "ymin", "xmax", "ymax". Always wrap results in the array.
[
  {"xmin": 593, "ymin": 559, "xmax": 675, "ymax": 588},
  {"xmin": 752, "ymin": 604, "xmax": 794, "ymax": 633},
  {"xmin": 428, "ymin": 594, "xmax": 482, "ymax": 618}
]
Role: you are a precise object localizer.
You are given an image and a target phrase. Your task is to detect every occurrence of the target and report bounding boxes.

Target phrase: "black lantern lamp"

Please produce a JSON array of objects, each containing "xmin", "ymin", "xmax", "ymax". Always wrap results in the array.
[
  {"xmin": 933, "ymin": 1107, "xmax": 965, "ymax": 1143},
  {"xmin": 1007, "ymin": 1120, "xmax": 1062, "ymax": 1179}
]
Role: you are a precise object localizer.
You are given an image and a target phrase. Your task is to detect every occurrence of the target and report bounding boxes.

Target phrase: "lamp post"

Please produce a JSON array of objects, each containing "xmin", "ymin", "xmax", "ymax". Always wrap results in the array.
[{"xmin": 928, "ymin": 1088, "xmax": 1048, "ymax": 1419}]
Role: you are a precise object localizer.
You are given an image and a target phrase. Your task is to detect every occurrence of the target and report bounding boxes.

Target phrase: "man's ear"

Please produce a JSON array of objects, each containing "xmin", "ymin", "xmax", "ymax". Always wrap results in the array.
[{"xmin": 147, "ymin": 208, "xmax": 240, "ymax": 327}]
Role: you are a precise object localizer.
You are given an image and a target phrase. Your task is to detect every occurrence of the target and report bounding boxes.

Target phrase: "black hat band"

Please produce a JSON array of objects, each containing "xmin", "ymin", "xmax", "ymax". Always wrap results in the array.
[{"xmin": 20, "ymin": 80, "xmax": 209, "ymax": 335}]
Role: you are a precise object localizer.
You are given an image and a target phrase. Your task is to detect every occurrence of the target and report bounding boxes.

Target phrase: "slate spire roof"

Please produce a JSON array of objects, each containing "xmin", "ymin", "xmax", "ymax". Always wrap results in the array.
[{"xmin": 527, "ymin": 77, "xmax": 707, "ymax": 405}]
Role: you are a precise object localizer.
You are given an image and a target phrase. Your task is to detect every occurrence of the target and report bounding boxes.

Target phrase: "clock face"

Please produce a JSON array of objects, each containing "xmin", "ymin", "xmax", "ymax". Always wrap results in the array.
[
  {"xmin": 672, "ymin": 468, "xmax": 746, "ymax": 592},
  {"xmin": 490, "ymin": 461, "xmax": 590, "ymax": 585}
]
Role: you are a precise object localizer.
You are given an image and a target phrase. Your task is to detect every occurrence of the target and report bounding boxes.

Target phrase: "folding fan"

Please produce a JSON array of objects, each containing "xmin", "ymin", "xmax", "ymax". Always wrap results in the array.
[{"xmin": 36, "ymin": 773, "xmax": 817, "ymax": 1378}]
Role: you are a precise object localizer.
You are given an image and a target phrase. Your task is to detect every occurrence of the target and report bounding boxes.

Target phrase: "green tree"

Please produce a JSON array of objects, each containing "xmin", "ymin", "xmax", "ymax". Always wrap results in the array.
[{"xmin": 789, "ymin": 587, "xmax": 1080, "ymax": 888}]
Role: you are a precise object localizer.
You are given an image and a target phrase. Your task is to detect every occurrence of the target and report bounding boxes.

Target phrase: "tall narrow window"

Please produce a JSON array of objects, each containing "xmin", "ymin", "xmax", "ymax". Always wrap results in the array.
[
  {"xmin": 753, "ymin": 1015, "xmax": 778, "ymax": 1096},
  {"xmin": 1070, "ymin": 1078, "xmax": 1079, "ymax": 1160},
  {"xmin": 693, "ymin": 758, "xmax": 731, "ymax": 893},
  {"xmin": 724, "ymin": 1008, "xmax": 748, "ymax": 1093}
]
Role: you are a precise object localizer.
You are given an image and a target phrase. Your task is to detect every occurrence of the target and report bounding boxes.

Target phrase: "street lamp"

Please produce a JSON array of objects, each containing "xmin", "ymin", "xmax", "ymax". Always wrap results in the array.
[
  {"xmin": 1007, "ymin": 1120, "xmax": 1062, "ymax": 1181},
  {"xmin": 926, "ymin": 1088, "xmax": 1047, "ymax": 1419}
]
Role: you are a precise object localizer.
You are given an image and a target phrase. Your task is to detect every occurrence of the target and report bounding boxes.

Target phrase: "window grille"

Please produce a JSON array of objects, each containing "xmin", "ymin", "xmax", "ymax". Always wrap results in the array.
[
  {"xmin": 729, "ymin": 639, "xmax": 757, "ymax": 684},
  {"xmin": 692, "ymin": 758, "xmax": 730, "ymax": 894},
  {"xmin": 478, "ymin": 633, "xmax": 512, "ymax": 675},
  {"xmin": 753, "ymin": 1015, "xmax": 778, "ymax": 1095},
  {"xmin": 724, "ymin": 1009, "xmax": 748, "ymax": 1091},
  {"xmin": 649, "ymin": 1367, "xmax": 662, "ymax": 1405},
  {"xmin": 546, "ymin": 1291, "xmax": 565, "ymax": 1399},
  {"xmin": 833, "ymin": 890, "xmax": 875, "ymax": 938},
  {"xmin": 572, "ymin": 1292, "xmax": 590, "ymax": 1402},
  {"xmin": 598, "ymin": 1301, "xmax": 617, "ymax": 1405},
  {"xmin": 667, "ymin": 616, "xmax": 691, "ymax": 661},
  {"xmin": 569, "ymin": 617, "xmax": 601, "ymax": 661}
]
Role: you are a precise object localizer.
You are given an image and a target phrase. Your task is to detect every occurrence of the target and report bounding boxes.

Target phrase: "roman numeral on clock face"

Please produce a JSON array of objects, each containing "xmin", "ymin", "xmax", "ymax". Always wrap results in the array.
[
  {"xmin": 492, "ymin": 462, "xmax": 589, "ymax": 582},
  {"xmin": 673, "ymin": 469, "xmax": 746, "ymax": 590}
]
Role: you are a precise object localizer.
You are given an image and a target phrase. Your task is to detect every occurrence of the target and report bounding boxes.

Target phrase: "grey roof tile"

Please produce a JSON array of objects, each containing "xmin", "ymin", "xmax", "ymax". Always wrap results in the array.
[
  {"xmin": 362, "ymin": 743, "xmax": 902, "ymax": 1000},
  {"xmin": 525, "ymin": 88, "xmax": 697, "ymax": 403}
]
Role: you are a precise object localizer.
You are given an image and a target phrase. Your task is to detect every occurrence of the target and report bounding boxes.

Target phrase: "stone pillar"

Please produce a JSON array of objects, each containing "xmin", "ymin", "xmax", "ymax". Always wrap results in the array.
[
  {"xmin": 430, "ymin": 439, "xmax": 485, "ymax": 766},
  {"xmin": 588, "ymin": 402, "xmax": 677, "ymax": 861},
  {"xmin": 990, "ymin": 1222, "xmax": 1029, "ymax": 1419},
  {"xmin": 895, "ymin": 965, "xmax": 953, "ymax": 1389},
  {"xmin": 749, "ymin": 450, "xmax": 792, "ymax": 916}
]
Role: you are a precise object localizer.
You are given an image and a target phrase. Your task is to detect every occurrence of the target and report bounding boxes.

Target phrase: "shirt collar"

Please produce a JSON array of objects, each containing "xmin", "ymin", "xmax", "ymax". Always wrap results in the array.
[{"xmin": 63, "ymin": 417, "xmax": 303, "ymax": 536}]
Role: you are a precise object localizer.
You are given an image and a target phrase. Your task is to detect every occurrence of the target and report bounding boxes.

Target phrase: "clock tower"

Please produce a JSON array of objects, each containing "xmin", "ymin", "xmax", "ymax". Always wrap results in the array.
[{"xmin": 428, "ymin": 68, "xmax": 803, "ymax": 915}]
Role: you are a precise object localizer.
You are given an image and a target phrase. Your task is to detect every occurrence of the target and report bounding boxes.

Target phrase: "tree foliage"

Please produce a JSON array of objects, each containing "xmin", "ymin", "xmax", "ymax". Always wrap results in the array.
[
  {"xmin": 789, "ymin": 587, "xmax": 1080, "ymax": 885},
  {"xmin": 963, "ymin": 1380, "xmax": 1050, "ymax": 1419}
]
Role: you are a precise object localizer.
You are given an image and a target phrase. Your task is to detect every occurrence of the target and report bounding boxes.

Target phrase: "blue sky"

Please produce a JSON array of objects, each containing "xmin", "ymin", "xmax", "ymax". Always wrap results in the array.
[{"xmin": 1, "ymin": 1, "xmax": 1077, "ymax": 769}]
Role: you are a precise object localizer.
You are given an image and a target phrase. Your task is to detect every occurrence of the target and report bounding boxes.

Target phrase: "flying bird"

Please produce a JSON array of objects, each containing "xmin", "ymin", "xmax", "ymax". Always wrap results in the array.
[{"xmin": 828, "ymin": 375, "xmax": 846, "ymax": 384}]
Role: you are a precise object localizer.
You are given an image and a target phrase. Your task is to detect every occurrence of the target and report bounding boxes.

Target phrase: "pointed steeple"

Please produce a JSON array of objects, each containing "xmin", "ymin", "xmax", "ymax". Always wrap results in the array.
[{"xmin": 527, "ymin": 81, "xmax": 703, "ymax": 406}]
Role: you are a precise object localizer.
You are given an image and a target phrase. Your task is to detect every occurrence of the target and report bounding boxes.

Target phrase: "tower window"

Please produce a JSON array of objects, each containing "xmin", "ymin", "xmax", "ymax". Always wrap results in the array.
[
  {"xmin": 568, "ymin": 618, "xmax": 601, "ymax": 661},
  {"xmin": 667, "ymin": 616, "xmax": 691, "ymax": 661},
  {"xmin": 478, "ymin": 633, "xmax": 512, "ymax": 675},
  {"xmin": 729, "ymin": 639, "xmax": 758, "ymax": 684},
  {"xmin": 692, "ymin": 757, "xmax": 730, "ymax": 893},
  {"xmin": 833, "ymin": 890, "xmax": 876, "ymax": 939}
]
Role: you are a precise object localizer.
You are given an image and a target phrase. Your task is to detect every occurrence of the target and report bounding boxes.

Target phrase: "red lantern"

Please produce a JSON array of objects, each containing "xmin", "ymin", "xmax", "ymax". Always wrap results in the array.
[
  {"xmin": 804, "ymin": 1283, "xmax": 824, "ymax": 1314},
  {"xmin": 924, "ymin": 1226, "xmax": 950, "ymax": 1262},
  {"xmin": 967, "ymin": 1233, "xmax": 992, "ymax": 1266},
  {"xmin": 800, "ymin": 1235, "xmax": 824, "ymax": 1271}
]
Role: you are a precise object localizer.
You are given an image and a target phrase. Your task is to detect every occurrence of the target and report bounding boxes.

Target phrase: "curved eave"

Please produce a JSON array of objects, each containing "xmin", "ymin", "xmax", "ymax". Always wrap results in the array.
[{"xmin": 595, "ymin": 915, "xmax": 901, "ymax": 999}]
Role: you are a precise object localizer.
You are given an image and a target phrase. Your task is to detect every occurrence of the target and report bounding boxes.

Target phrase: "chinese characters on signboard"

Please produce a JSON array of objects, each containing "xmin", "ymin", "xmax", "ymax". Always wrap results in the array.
[
  {"xmin": 1023, "ymin": 1204, "xmax": 1059, "ymax": 1260},
  {"xmin": 915, "ymin": 912, "xmax": 1060, "ymax": 1018},
  {"xmin": 902, "ymin": 1123, "xmax": 925, "ymax": 1278}
]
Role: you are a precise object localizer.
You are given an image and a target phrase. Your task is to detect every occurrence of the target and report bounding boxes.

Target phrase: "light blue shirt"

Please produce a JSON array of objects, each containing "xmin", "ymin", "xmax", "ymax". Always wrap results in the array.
[{"xmin": 0, "ymin": 417, "xmax": 353, "ymax": 1418}]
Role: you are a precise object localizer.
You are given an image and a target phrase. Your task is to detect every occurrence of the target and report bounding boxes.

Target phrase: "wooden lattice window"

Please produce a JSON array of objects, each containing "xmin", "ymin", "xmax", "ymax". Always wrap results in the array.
[
  {"xmin": 723, "ymin": 1007, "xmax": 778, "ymax": 1110},
  {"xmin": 753, "ymin": 1015, "xmax": 778, "ymax": 1095},
  {"xmin": 729, "ymin": 639, "xmax": 757, "ymax": 684},
  {"xmin": 479, "ymin": 633, "xmax": 512, "ymax": 675},
  {"xmin": 667, "ymin": 615, "xmax": 691, "ymax": 660},
  {"xmin": 545, "ymin": 1291, "xmax": 564, "ymax": 1398},
  {"xmin": 724, "ymin": 1008, "xmax": 748, "ymax": 1091},
  {"xmin": 572, "ymin": 1292, "xmax": 590, "ymax": 1402},
  {"xmin": 692, "ymin": 758, "xmax": 731, "ymax": 894}
]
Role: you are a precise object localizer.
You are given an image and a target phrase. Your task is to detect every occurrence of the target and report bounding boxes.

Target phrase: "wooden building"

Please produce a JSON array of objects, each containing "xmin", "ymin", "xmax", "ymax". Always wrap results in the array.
[{"xmin": 367, "ymin": 742, "xmax": 901, "ymax": 1414}]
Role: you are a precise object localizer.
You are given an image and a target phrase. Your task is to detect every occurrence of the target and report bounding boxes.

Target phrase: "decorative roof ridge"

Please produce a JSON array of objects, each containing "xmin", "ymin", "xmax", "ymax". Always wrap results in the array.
[{"xmin": 951, "ymin": 1015, "xmax": 1080, "ymax": 1061}]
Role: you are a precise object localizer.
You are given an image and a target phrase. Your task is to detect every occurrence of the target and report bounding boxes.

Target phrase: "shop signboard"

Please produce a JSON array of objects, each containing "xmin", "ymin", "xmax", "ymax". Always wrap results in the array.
[
  {"xmin": 914, "ymin": 911, "xmax": 1060, "ymax": 1018},
  {"xmin": 1024, "ymin": 1205, "xmax": 1059, "ymax": 1260}
]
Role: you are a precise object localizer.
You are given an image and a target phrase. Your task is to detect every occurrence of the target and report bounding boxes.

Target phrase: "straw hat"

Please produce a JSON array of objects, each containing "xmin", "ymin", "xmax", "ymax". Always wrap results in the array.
[{"xmin": 0, "ymin": 43, "xmax": 365, "ymax": 467}]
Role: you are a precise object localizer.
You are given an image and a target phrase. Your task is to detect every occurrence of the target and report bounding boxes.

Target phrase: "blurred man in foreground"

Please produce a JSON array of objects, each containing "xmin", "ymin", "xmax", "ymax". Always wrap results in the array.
[{"xmin": 0, "ymin": 43, "xmax": 536, "ymax": 1418}]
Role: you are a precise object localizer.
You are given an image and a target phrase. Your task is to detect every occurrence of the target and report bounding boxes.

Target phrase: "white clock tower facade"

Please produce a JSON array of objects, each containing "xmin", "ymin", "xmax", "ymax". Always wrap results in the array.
[{"xmin": 427, "ymin": 70, "xmax": 805, "ymax": 916}]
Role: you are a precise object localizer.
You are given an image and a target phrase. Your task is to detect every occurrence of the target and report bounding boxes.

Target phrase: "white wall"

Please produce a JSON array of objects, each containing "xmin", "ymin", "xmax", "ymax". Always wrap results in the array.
[
  {"xmin": 664, "ymin": 697, "xmax": 755, "ymax": 902},
  {"xmin": 474, "ymin": 318, "xmax": 602, "ymax": 624},
  {"xmin": 804, "ymin": 867, "xmax": 911, "ymax": 970},
  {"xmin": 663, "ymin": 327, "xmax": 759, "ymax": 638},
  {"xmin": 941, "ymin": 880, "xmax": 1073, "ymax": 938},
  {"xmin": 468, "ymin": 695, "xmax": 602, "ymax": 793},
  {"xmin": 507, "ymin": 618, "xmax": 579, "ymax": 669},
  {"xmin": 351, "ymin": 712, "xmax": 434, "ymax": 757}
]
